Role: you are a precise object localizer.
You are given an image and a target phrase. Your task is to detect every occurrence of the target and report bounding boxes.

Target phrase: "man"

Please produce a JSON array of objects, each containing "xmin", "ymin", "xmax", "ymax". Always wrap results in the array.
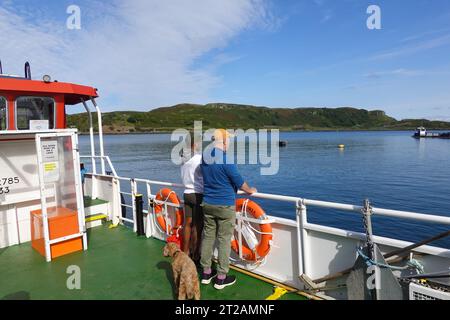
[{"xmin": 200, "ymin": 129, "xmax": 257, "ymax": 290}]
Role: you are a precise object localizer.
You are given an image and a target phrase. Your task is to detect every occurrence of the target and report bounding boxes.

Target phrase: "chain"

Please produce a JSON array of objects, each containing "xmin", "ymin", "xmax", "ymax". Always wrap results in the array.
[{"xmin": 362, "ymin": 199, "xmax": 374, "ymax": 260}]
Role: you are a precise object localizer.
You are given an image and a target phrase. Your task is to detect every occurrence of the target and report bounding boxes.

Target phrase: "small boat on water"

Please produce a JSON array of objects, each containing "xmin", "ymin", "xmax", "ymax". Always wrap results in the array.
[
  {"xmin": 413, "ymin": 127, "xmax": 450, "ymax": 139},
  {"xmin": 1, "ymin": 61, "xmax": 450, "ymax": 301}
]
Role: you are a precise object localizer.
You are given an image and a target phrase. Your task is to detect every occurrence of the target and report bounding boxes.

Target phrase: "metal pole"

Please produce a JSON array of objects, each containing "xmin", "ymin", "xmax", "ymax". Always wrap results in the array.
[
  {"xmin": 90, "ymin": 98, "xmax": 106, "ymax": 174},
  {"xmin": 296, "ymin": 200, "xmax": 306, "ymax": 276},
  {"xmin": 238, "ymin": 214, "xmax": 243, "ymax": 260},
  {"xmin": 72, "ymin": 133, "xmax": 88, "ymax": 250},
  {"xmin": 81, "ymin": 99, "xmax": 97, "ymax": 174},
  {"xmin": 145, "ymin": 182, "xmax": 153, "ymax": 238},
  {"xmin": 131, "ymin": 179, "xmax": 137, "ymax": 232},
  {"xmin": 117, "ymin": 179, "xmax": 126, "ymax": 224},
  {"xmin": 135, "ymin": 194, "xmax": 145, "ymax": 236},
  {"xmin": 105, "ymin": 156, "xmax": 118, "ymax": 177},
  {"xmin": 35, "ymin": 136, "xmax": 52, "ymax": 262}
]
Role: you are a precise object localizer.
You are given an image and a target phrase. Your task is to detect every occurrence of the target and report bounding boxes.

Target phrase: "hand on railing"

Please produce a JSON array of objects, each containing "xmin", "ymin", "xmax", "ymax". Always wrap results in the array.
[{"xmin": 240, "ymin": 182, "xmax": 257, "ymax": 195}]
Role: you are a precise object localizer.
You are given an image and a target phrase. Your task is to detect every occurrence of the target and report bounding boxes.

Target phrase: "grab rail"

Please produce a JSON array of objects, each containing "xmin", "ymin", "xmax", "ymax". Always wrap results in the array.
[
  {"xmin": 80, "ymin": 155, "xmax": 118, "ymax": 177},
  {"xmin": 85, "ymin": 169, "xmax": 450, "ymax": 226},
  {"xmin": 85, "ymin": 168, "xmax": 450, "ymax": 281}
]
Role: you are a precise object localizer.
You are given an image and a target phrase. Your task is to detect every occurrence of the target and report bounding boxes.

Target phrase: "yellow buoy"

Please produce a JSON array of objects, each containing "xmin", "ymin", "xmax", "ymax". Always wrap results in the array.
[{"xmin": 338, "ymin": 144, "xmax": 345, "ymax": 149}]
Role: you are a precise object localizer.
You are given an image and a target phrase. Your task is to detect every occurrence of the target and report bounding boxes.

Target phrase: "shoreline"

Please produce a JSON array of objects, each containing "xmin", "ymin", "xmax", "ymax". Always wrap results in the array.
[{"xmin": 76, "ymin": 127, "xmax": 450, "ymax": 136}]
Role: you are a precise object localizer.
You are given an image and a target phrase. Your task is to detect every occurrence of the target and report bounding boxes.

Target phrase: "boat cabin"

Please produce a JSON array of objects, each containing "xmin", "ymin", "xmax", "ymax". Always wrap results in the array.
[
  {"xmin": 414, "ymin": 126, "xmax": 427, "ymax": 138},
  {"xmin": 0, "ymin": 62, "xmax": 108, "ymax": 261},
  {"xmin": 0, "ymin": 65, "xmax": 98, "ymax": 131}
]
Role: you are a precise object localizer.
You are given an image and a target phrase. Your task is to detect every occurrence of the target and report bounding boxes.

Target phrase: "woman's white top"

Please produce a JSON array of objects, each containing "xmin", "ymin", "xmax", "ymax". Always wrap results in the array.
[{"xmin": 180, "ymin": 153, "xmax": 204, "ymax": 194}]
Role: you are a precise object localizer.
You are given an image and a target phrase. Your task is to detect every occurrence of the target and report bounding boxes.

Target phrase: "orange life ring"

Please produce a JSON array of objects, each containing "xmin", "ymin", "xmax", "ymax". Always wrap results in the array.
[
  {"xmin": 154, "ymin": 188, "xmax": 184, "ymax": 234},
  {"xmin": 231, "ymin": 198, "xmax": 273, "ymax": 262}
]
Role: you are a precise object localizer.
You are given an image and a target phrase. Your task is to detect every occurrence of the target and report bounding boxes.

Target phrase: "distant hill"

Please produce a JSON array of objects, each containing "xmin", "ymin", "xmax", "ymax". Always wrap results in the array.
[{"xmin": 67, "ymin": 103, "xmax": 450, "ymax": 133}]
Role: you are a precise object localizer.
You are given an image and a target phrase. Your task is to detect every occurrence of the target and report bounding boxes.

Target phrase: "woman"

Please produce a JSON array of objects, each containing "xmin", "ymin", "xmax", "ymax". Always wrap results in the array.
[{"xmin": 180, "ymin": 133, "xmax": 204, "ymax": 262}]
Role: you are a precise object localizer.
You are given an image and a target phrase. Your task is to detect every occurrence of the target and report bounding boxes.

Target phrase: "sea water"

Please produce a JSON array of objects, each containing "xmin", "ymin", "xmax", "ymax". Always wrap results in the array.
[{"xmin": 79, "ymin": 131, "xmax": 450, "ymax": 247}]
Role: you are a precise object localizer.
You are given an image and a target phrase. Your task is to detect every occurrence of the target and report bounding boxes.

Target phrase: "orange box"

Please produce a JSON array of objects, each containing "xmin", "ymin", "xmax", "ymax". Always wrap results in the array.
[{"xmin": 31, "ymin": 207, "xmax": 83, "ymax": 259}]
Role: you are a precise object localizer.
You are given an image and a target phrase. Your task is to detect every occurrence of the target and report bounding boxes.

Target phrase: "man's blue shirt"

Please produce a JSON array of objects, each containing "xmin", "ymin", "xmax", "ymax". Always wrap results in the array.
[{"xmin": 201, "ymin": 148, "xmax": 244, "ymax": 206}]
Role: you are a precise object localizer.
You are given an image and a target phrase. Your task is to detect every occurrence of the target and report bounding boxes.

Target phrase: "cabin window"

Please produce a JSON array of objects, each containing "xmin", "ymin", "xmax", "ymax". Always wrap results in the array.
[
  {"xmin": 15, "ymin": 96, "xmax": 55, "ymax": 130},
  {"xmin": 0, "ymin": 97, "xmax": 6, "ymax": 130}
]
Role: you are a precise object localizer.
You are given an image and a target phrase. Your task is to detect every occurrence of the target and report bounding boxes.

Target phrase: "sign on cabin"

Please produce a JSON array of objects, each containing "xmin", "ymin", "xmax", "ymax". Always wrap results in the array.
[
  {"xmin": 41, "ymin": 140, "xmax": 60, "ymax": 182},
  {"xmin": 30, "ymin": 120, "xmax": 49, "ymax": 131}
]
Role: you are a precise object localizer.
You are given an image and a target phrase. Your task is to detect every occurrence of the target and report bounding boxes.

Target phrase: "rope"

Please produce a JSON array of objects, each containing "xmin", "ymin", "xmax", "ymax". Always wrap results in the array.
[
  {"xmin": 239, "ymin": 200, "xmax": 273, "ymax": 234},
  {"xmin": 154, "ymin": 190, "xmax": 181, "ymax": 236},
  {"xmin": 356, "ymin": 247, "xmax": 424, "ymax": 273},
  {"xmin": 239, "ymin": 199, "xmax": 257, "ymax": 256},
  {"xmin": 238, "ymin": 199, "xmax": 264, "ymax": 265},
  {"xmin": 246, "ymin": 257, "xmax": 267, "ymax": 270},
  {"xmin": 406, "ymin": 259, "xmax": 425, "ymax": 274}
]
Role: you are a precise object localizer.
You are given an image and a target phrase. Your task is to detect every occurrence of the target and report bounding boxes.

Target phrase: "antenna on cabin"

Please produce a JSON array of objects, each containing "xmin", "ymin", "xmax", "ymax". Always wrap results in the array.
[{"xmin": 24, "ymin": 61, "xmax": 31, "ymax": 79}]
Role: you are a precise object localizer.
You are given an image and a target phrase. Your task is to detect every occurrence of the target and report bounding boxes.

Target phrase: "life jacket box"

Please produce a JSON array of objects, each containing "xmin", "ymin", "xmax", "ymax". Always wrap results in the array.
[{"xmin": 31, "ymin": 207, "xmax": 83, "ymax": 259}]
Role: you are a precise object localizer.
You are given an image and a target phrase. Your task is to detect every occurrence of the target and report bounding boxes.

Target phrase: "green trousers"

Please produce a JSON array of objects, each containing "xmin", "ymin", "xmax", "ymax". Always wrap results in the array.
[{"xmin": 200, "ymin": 203, "xmax": 236, "ymax": 275}]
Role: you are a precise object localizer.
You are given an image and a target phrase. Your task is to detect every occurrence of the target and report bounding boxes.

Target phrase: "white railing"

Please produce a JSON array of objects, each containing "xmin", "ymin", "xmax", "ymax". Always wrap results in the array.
[
  {"xmin": 79, "ymin": 98, "xmax": 106, "ymax": 175},
  {"xmin": 241, "ymin": 191, "xmax": 450, "ymax": 226},
  {"xmin": 82, "ymin": 155, "xmax": 450, "ymax": 282},
  {"xmin": 80, "ymin": 155, "xmax": 118, "ymax": 177},
  {"xmin": 81, "ymin": 162, "xmax": 450, "ymax": 232}
]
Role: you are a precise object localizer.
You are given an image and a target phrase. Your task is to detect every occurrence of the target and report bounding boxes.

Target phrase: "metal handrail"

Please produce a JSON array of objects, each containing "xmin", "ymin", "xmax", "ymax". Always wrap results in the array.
[
  {"xmin": 86, "ymin": 169, "xmax": 450, "ymax": 226},
  {"xmin": 85, "ymin": 167, "xmax": 450, "ymax": 282},
  {"xmin": 240, "ymin": 191, "xmax": 450, "ymax": 225},
  {"xmin": 81, "ymin": 99, "xmax": 97, "ymax": 174},
  {"xmin": 90, "ymin": 98, "xmax": 106, "ymax": 174},
  {"xmin": 80, "ymin": 155, "xmax": 118, "ymax": 177}
]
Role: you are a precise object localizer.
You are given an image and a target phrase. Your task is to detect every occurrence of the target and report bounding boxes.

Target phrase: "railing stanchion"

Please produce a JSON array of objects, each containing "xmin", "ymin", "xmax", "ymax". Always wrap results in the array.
[
  {"xmin": 145, "ymin": 182, "xmax": 155, "ymax": 238},
  {"xmin": 131, "ymin": 179, "xmax": 137, "ymax": 232},
  {"xmin": 81, "ymin": 99, "xmax": 97, "ymax": 174},
  {"xmin": 135, "ymin": 194, "xmax": 145, "ymax": 236},
  {"xmin": 296, "ymin": 200, "xmax": 307, "ymax": 277},
  {"xmin": 90, "ymin": 98, "xmax": 106, "ymax": 175},
  {"xmin": 297, "ymin": 200, "xmax": 323, "ymax": 290},
  {"xmin": 238, "ymin": 214, "xmax": 243, "ymax": 260},
  {"xmin": 145, "ymin": 182, "xmax": 153, "ymax": 237}
]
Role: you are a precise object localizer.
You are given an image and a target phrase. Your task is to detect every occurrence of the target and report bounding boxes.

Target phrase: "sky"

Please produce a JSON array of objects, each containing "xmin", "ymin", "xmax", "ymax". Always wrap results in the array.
[{"xmin": 0, "ymin": 0, "xmax": 450, "ymax": 120}]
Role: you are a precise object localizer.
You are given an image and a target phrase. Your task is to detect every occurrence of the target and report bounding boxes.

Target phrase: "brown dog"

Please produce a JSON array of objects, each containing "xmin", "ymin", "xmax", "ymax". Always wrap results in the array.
[{"xmin": 163, "ymin": 242, "xmax": 201, "ymax": 300}]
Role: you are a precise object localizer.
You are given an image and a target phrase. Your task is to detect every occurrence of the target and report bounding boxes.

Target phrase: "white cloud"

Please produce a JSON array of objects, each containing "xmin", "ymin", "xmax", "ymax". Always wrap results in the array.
[
  {"xmin": 313, "ymin": 0, "xmax": 333, "ymax": 23},
  {"xmin": 400, "ymin": 27, "xmax": 450, "ymax": 43},
  {"xmin": 369, "ymin": 34, "xmax": 450, "ymax": 61},
  {"xmin": 0, "ymin": 0, "xmax": 271, "ymax": 110},
  {"xmin": 365, "ymin": 68, "xmax": 430, "ymax": 79}
]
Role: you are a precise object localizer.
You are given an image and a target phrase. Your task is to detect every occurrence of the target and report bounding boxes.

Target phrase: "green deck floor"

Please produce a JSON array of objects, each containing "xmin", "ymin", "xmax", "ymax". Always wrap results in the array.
[
  {"xmin": 0, "ymin": 224, "xmax": 306, "ymax": 300},
  {"xmin": 83, "ymin": 196, "xmax": 109, "ymax": 208}
]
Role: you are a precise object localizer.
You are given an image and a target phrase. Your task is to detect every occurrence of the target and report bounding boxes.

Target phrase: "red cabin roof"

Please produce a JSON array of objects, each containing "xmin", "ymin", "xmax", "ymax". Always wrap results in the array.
[{"xmin": 0, "ymin": 77, "xmax": 98, "ymax": 105}]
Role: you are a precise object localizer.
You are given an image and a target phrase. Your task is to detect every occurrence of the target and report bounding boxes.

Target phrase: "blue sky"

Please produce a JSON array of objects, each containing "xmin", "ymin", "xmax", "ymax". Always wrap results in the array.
[
  {"xmin": 1, "ymin": 0, "xmax": 450, "ymax": 120},
  {"xmin": 209, "ymin": 0, "xmax": 450, "ymax": 120}
]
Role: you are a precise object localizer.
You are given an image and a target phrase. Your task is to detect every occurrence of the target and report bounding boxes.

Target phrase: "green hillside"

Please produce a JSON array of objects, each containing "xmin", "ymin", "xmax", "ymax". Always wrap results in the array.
[{"xmin": 67, "ymin": 103, "xmax": 450, "ymax": 133}]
